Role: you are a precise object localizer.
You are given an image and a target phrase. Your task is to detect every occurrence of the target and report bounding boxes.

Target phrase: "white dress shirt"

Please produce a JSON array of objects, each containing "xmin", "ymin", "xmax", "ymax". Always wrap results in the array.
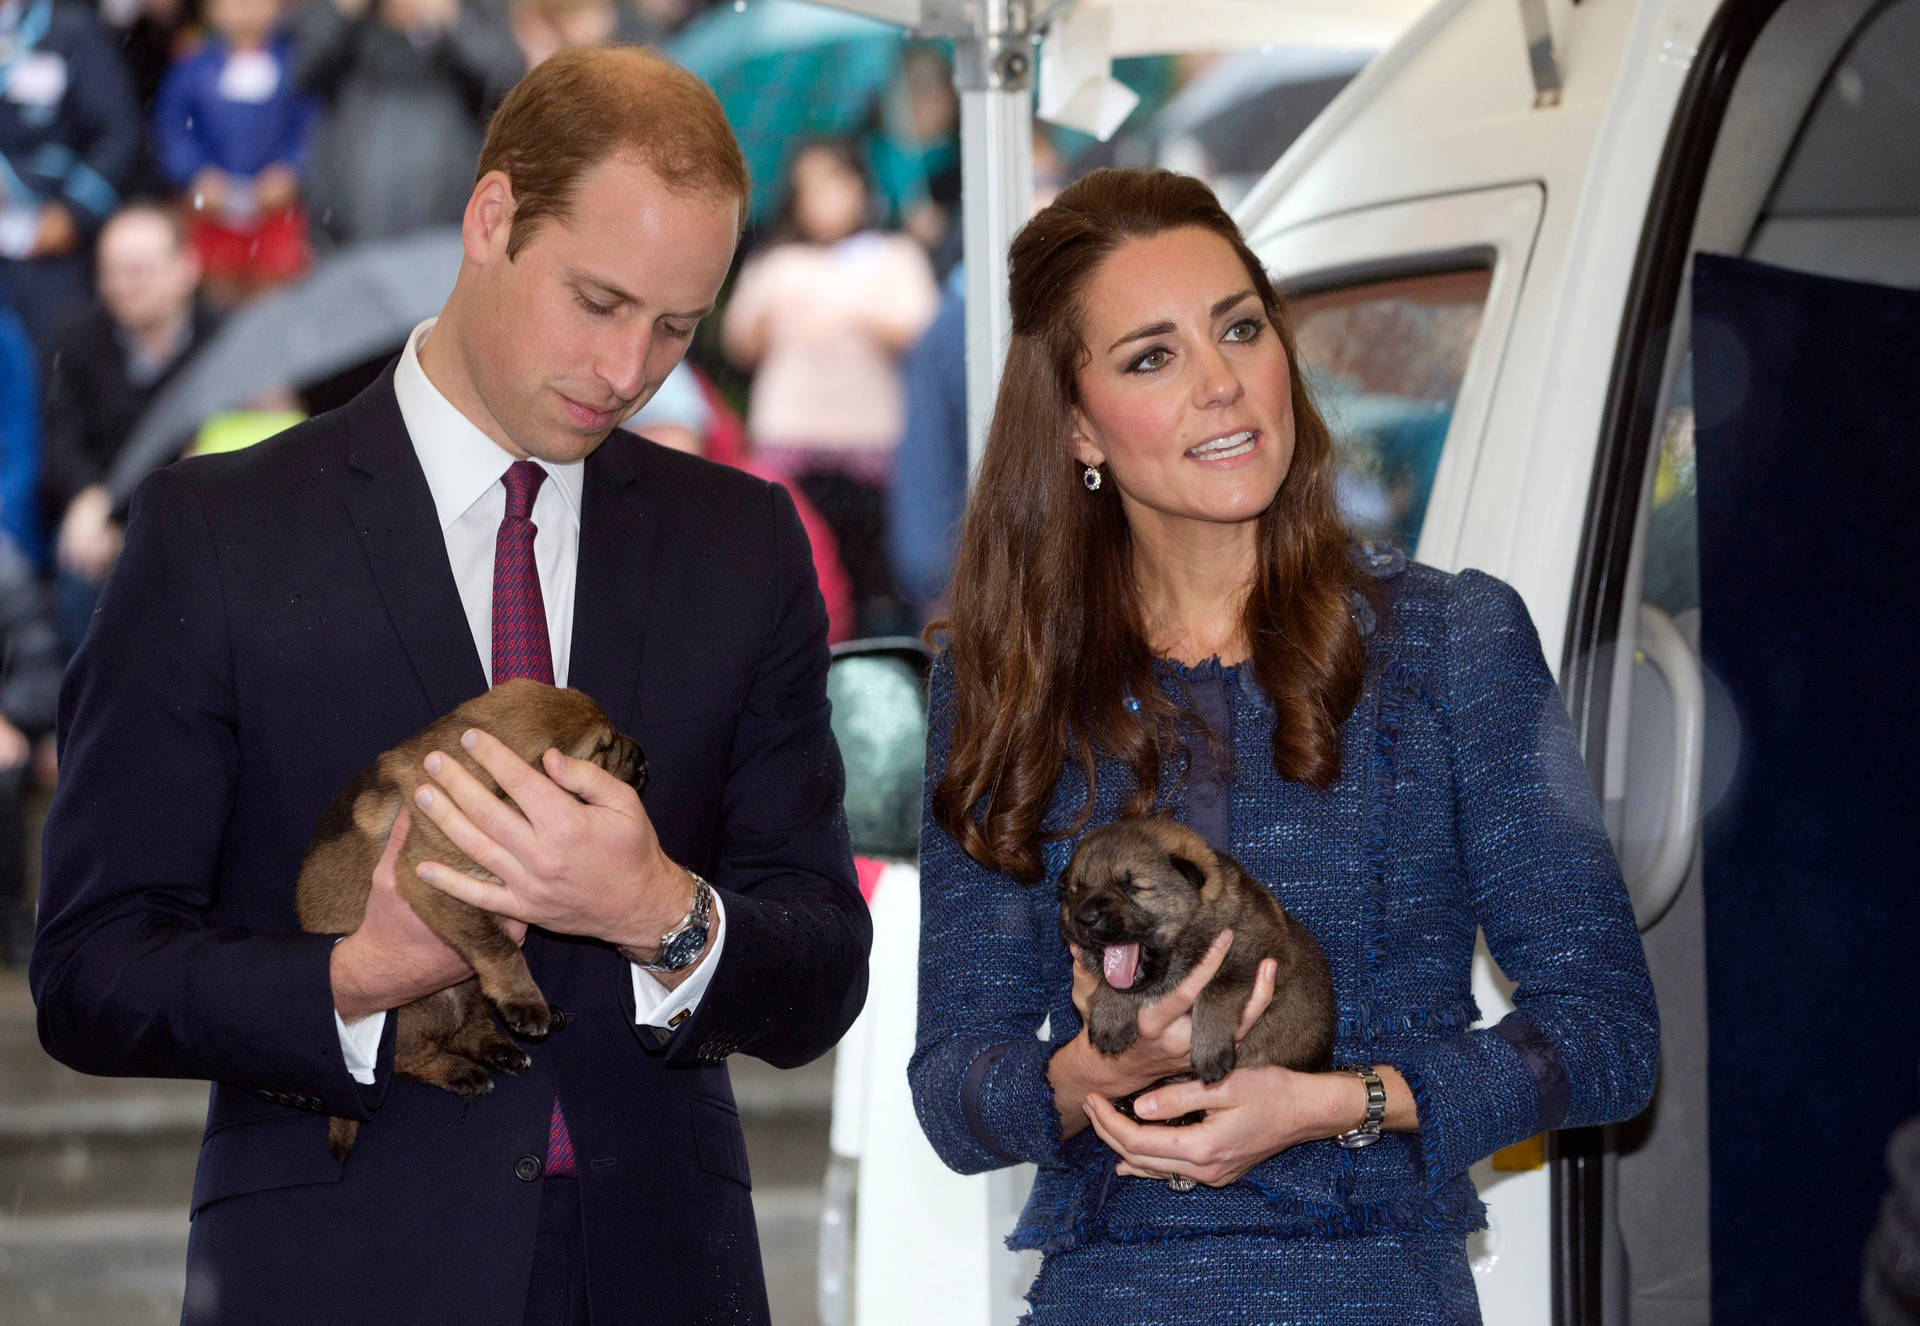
[{"xmin": 335, "ymin": 318, "xmax": 725, "ymax": 1083}]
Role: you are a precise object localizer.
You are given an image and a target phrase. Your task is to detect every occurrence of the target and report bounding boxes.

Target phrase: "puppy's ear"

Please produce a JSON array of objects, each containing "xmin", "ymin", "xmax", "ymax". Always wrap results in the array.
[
  {"xmin": 1169, "ymin": 854, "xmax": 1207, "ymax": 890},
  {"xmin": 351, "ymin": 789, "xmax": 399, "ymax": 841}
]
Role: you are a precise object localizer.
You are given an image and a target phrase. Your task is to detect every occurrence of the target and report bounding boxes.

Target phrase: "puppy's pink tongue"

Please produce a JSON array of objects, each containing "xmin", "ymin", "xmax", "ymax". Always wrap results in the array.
[{"xmin": 1103, "ymin": 943, "xmax": 1141, "ymax": 990}]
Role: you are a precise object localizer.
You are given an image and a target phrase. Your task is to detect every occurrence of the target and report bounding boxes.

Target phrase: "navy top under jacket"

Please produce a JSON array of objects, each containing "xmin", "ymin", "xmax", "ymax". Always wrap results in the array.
[
  {"xmin": 910, "ymin": 550, "xmax": 1658, "ymax": 1258},
  {"xmin": 30, "ymin": 367, "xmax": 870, "ymax": 1325}
]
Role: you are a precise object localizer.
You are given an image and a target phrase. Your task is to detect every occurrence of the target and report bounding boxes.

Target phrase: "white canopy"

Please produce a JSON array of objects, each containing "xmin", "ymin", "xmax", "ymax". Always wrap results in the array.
[{"xmin": 805, "ymin": 0, "xmax": 1433, "ymax": 461}]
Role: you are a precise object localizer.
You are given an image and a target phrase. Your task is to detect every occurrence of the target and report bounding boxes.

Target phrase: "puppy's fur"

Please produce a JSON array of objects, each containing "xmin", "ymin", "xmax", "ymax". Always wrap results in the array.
[
  {"xmin": 296, "ymin": 679, "xmax": 647, "ymax": 1162},
  {"xmin": 1058, "ymin": 817, "xmax": 1335, "ymax": 1124}
]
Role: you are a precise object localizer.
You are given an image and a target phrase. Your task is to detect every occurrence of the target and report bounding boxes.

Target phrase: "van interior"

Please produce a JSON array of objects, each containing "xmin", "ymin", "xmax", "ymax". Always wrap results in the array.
[{"xmin": 1612, "ymin": 1, "xmax": 1920, "ymax": 1322}]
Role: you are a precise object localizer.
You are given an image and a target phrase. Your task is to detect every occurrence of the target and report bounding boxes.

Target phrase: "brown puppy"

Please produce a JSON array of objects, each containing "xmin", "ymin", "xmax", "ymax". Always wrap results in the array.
[
  {"xmin": 296, "ymin": 679, "xmax": 647, "ymax": 1161},
  {"xmin": 1058, "ymin": 817, "xmax": 1335, "ymax": 1125}
]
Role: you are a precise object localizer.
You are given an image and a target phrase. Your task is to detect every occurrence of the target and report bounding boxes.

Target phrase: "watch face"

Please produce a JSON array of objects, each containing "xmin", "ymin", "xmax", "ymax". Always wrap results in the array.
[{"xmin": 657, "ymin": 924, "xmax": 709, "ymax": 972}]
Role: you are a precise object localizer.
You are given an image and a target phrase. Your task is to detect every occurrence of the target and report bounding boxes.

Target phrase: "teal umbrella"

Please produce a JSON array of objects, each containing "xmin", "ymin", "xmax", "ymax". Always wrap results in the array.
[{"xmin": 670, "ymin": 0, "xmax": 904, "ymax": 225}]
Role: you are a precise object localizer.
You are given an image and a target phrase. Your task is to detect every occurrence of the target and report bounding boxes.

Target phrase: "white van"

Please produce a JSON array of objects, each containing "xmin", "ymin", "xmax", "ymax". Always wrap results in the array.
[{"xmin": 827, "ymin": 0, "xmax": 1920, "ymax": 1322}]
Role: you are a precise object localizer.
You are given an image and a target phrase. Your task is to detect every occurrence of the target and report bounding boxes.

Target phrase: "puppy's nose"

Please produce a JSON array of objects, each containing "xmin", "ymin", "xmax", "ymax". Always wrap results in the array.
[{"xmin": 1072, "ymin": 898, "xmax": 1105, "ymax": 932}]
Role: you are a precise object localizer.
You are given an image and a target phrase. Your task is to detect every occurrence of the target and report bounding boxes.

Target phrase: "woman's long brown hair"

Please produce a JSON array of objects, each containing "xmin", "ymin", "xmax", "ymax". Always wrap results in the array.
[{"xmin": 932, "ymin": 168, "xmax": 1366, "ymax": 883}]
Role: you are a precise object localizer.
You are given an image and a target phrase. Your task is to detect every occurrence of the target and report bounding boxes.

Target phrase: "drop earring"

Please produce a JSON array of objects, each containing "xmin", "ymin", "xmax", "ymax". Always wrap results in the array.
[{"xmin": 1082, "ymin": 464, "xmax": 1102, "ymax": 492}]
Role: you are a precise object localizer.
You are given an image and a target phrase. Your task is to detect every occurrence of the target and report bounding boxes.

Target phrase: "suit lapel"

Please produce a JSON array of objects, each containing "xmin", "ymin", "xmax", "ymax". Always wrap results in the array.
[
  {"xmin": 340, "ymin": 369, "xmax": 489, "ymax": 718},
  {"xmin": 567, "ymin": 435, "xmax": 659, "ymax": 732}
]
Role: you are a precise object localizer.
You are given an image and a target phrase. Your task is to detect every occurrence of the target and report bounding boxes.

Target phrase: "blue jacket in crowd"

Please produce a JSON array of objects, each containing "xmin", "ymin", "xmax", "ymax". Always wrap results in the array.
[
  {"xmin": 0, "ymin": 0, "xmax": 140, "ymax": 232},
  {"xmin": 151, "ymin": 35, "xmax": 318, "ymax": 189},
  {"xmin": 0, "ymin": 307, "xmax": 41, "ymax": 563},
  {"xmin": 911, "ymin": 553, "xmax": 1659, "ymax": 1321}
]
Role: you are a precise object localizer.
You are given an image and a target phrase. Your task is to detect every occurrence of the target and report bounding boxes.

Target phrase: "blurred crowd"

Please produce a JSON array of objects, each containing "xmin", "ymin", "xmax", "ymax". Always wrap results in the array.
[
  {"xmin": 0, "ymin": 0, "xmax": 1295, "ymax": 968},
  {"xmin": 0, "ymin": 0, "xmax": 1004, "ymax": 970}
]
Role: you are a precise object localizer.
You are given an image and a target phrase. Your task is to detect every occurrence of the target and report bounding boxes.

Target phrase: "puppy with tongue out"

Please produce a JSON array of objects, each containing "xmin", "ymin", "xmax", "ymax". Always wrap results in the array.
[{"xmin": 1059, "ymin": 817, "xmax": 1335, "ymax": 1125}]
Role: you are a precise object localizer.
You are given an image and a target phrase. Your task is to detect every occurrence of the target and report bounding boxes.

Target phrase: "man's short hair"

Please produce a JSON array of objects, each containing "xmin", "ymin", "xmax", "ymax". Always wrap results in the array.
[
  {"xmin": 102, "ymin": 200, "xmax": 190, "ymax": 253},
  {"xmin": 477, "ymin": 45, "xmax": 749, "ymax": 259}
]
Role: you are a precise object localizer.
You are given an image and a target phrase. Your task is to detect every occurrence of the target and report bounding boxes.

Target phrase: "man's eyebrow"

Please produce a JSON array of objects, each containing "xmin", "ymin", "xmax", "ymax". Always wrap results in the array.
[
  {"xmin": 566, "ymin": 270, "xmax": 713, "ymax": 319},
  {"xmin": 1107, "ymin": 289, "xmax": 1260, "ymax": 352}
]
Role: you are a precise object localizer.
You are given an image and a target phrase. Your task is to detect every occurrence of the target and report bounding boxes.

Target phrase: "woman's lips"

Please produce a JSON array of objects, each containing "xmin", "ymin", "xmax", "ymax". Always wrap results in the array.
[{"xmin": 1185, "ymin": 429, "xmax": 1259, "ymax": 463}]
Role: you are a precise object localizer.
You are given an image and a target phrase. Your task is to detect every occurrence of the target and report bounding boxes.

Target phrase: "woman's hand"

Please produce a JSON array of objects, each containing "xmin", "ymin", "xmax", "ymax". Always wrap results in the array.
[
  {"xmin": 1083, "ymin": 1064, "xmax": 1417, "ymax": 1189},
  {"xmin": 1047, "ymin": 929, "xmax": 1276, "ymax": 1137}
]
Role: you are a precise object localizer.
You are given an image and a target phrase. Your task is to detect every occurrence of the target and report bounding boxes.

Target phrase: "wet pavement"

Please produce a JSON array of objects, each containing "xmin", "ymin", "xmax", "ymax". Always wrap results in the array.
[{"xmin": 0, "ymin": 971, "xmax": 832, "ymax": 1325}]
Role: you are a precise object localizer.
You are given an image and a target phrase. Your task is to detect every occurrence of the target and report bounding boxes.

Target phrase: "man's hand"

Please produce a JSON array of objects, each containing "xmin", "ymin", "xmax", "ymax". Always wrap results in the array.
[
  {"xmin": 410, "ymin": 726, "xmax": 694, "ymax": 965},
  {"xmin": 0, "ymin": 715, "xmax": 29, "ymax": 772},
  {"xmin": 30, "ymin": 202, "xmax": 76, "ymax": 258},
  {"xmin": 189, "ymin": 167, "xmax": 233, "ymax": 215},
  {"xmin": 57, "ymin": 487, "xmax": 124, "ymax": 583},
  {"xmin": 329, "ymin": 808, "xmax": 525, "ymax": 1021},
  {"xmin": 253, "ymin": 164, "xmax": 300, "ymax": 212}
]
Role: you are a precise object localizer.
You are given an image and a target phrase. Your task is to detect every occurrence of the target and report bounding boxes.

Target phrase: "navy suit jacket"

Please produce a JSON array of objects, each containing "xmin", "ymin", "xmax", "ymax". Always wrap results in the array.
[{"xmin": 30, "ymin": 368, "xmax": 871, "ymax": 1324}]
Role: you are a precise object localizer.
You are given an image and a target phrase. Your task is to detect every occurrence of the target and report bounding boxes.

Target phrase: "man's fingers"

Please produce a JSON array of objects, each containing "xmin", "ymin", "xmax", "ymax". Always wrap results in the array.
[
  {"xmin": 458, "ymin": 727, "xmax": 569, "ymax": 819},
  {"xmin": 373, "ymin": 807, "xmax": 412, "ymax": 890},
  {"xmin": 417, "ymin": 860, "xmax": 531, "ymax": 923},
  {"xmin": 1141, "ymin": 929, "xmax": 1233, "ymax": 1037},
  {"xmin": 541, "ymin": 747, "xmax": 634, "ymax": 810},
  {"xmin": 412, "ymin": 769, "xmax": 526, "ymax": 884},
  {"xmin": 1235, "ymin": 958, "xmax": 1278, "ymax": 1040}
]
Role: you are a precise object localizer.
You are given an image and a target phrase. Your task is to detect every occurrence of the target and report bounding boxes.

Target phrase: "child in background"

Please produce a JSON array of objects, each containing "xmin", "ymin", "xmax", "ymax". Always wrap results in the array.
[{"xmin": 152, "ymin": 0, "xmax": 317, "ymax": 303}]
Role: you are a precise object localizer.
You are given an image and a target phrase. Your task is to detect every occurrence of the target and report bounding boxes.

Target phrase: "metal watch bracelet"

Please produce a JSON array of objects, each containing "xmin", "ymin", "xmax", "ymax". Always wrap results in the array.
[
  {"xmin": 623, "ymin": 871, "xmax": 713, "ymax": 973},
  {"xmin": 1336, "ymin": 1066, "xmax": 1387, "ymax": 1149}
]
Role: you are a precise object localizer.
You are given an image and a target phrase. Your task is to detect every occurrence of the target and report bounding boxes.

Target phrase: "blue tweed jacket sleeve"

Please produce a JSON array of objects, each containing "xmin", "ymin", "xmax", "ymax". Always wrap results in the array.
[
  {"xmin": 909, "ymin": 561, "xmax": 1658, "ymax": 1238},
  {"xmin": 1394, "ymin": 569, "xmax": 1658, "ymax": 1188},
  {"xmin": 908, "ymin": 653, "xmax": 1078, "ymax": 1173}
]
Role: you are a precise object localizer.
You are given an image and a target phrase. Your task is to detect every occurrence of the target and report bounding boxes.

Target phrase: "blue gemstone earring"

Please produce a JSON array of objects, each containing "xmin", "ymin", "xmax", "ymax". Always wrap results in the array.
[{"xmin": 1082, "ymin": 464, "xmax": 1102, "ymax": 492}]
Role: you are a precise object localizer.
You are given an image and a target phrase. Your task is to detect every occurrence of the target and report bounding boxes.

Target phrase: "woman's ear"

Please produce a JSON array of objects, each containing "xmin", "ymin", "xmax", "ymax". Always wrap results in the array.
[{"xmin": 1070, "ymin": 416, "xmax": 1104, "ymax": 469}]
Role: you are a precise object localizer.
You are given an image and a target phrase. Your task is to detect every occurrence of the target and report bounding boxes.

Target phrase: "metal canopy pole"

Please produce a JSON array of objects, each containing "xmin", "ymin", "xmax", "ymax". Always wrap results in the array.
[{"xmin": 919, "ymin": 0, "xmax": 1040, "ymax": 471}]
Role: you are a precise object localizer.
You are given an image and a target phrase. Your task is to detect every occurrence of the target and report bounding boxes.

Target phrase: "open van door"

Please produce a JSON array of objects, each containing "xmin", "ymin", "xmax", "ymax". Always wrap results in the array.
[{"xmin": 1576, "ymin": 2, "xmax": 1920, "ymax": 1323}]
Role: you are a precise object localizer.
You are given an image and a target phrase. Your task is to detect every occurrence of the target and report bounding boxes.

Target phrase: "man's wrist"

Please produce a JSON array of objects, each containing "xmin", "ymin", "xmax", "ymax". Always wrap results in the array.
[
  {"xmin": 329, "ymin": 934, "xmax": 382, "ymax": 1022},
  {"xmin": 615, "ymin": 862, "xmax": 698, "ymax": 964}
]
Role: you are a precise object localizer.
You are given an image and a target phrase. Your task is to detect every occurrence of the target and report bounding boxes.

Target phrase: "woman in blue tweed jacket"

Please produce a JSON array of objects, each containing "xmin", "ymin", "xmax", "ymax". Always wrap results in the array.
[{"xmin": 909, "ymin": 169, "xmax": 1658, "ymax": 1325}]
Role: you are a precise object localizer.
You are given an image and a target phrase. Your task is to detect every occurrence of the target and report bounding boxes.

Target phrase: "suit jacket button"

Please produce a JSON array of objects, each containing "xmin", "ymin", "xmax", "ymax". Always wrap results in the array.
[
  {"xmin": 548, "ymin": 1007, "xmax": 569, "ymax": 1032},
  {"xmin": 514, "ymin": 1154, "xmax": 543, "ymax": 1183}
]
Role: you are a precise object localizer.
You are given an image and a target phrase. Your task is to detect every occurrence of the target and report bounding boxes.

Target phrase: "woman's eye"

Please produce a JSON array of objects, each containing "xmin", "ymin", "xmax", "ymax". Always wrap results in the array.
[
  {"xmin": 1128, "ymin": 346, "xmax": 1170, "ymax": 373},
  {"xmin": 1225, "ymin": 317, "xmax": 1263, "ymax": 343},
  {"xmin": 576, "ymin": 292, "xmax": 615, "ymax": 317},
  {"xmin": 661, "ymin": 321, "xmax": 696, "ymax": 340}
]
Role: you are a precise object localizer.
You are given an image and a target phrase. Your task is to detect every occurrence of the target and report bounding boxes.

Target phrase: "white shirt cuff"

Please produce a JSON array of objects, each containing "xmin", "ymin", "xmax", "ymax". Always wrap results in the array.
[
  {"xmin": 630, "ymin": 889, "xmax": 726, "ymax": 1030},
  {"xmin": 336, "ymin": 1008, "xmax": 386, "ymax": 1086}
]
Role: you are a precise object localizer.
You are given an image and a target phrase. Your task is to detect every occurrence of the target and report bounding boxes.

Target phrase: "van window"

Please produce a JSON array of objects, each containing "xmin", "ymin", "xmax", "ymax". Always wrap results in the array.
[{"xmin": 1290, "ymin": 268, "xmax": 1493, "ymax": 552}]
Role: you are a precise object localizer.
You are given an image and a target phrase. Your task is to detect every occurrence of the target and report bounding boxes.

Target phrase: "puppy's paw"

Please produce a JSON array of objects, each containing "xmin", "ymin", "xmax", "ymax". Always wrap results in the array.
[
  {"xmin": 1087, "ymin": 1005, "xmax": 1139, "ymax": 1058},
  {"xmin": 441, "ymin": 1059, "xmax": 495, "ymax": 1098},
  {"xmin": 499, "ymin": 998, "xmax": 551, "ymax": 1040},
  {"xmin": 1190, "ymin": 1039, "xmax": 1237, "ymax": 1085},
  {"xmin": 478, "ymin": 1041, "xmax": 532, "ymax": 1075}
]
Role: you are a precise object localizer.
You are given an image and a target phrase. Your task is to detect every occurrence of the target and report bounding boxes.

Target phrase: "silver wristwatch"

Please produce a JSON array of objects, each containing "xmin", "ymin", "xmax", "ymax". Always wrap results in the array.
[
  {"xmin": 1336, "ymin": 1066, "xmax": 1387, "ymax": 1149},
  {"xmin": 626, "ymin": 871, "xmax": 714, "ymax": 973}
]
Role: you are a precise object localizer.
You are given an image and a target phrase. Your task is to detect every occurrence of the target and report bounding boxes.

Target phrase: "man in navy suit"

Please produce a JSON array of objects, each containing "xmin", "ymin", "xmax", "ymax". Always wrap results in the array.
[{"xmin": 30, "ymin": 46, "xmax": 870, "ymax": 1325}]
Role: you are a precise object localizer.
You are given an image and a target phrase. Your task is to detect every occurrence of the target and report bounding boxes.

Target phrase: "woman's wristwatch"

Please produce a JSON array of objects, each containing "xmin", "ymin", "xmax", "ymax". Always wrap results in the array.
[{"xmin": 1336, "ymin": 1066, "xmax": 1387, "ymax": 1149}]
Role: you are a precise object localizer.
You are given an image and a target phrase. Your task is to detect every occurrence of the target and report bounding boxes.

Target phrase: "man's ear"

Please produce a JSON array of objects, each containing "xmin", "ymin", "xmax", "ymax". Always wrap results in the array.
[{"xmin": 463, "ymin": 170, "xmax": 517, "ymax": 265}]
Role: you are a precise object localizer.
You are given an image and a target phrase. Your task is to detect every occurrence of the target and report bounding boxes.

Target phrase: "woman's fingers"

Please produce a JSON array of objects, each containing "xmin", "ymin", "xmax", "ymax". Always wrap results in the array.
[
  {"xmin": 1084, "ymin": 1094, "xmax": 1204, "ymax": 1182},
  {"xmin": 1235, "ymin": 957, "xmax": 1278, "ymax": 1041},
  {"xmin": 1068, "ymin": 944, "xmax": 1098, "ymax": 1019},
  {"xmin": 1139, "ymin": 929, "xmax": 1233, "ymax": 1039}
]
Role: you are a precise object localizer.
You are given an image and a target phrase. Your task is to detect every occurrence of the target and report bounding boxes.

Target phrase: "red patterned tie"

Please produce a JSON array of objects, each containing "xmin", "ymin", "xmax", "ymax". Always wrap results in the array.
[{"xmin": 490, "ymin": 460, "xmax": 575, "ymax": 1177}]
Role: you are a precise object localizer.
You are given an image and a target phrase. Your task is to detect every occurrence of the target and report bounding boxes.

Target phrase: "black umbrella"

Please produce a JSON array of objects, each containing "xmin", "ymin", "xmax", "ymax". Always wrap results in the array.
[{"xmin": 110, "ymin": 228, "xmax": 464, "ymax": 504}]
